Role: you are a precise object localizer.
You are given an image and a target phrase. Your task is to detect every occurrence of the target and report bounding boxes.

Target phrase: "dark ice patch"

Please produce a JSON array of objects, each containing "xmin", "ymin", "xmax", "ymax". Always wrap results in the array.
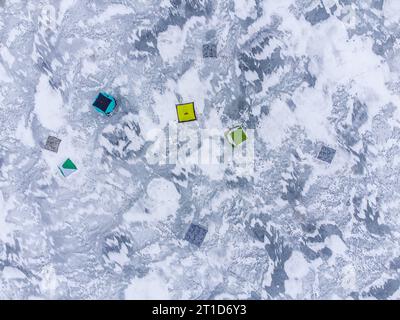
[
  {"xmin": 171, "ymin": 170, "xmax": 188, "ymax": 184},
  {"xmin": 101, "ymin": 117, "xmax": 142, "ymax": 161},
  {"xmin": 226, "ymin": 176, "xmax": 252, "ymax": 189},
  {"xmin": 338, "ymin": 0, "xmax": 352, "ymax": 6},
  {"xmin": 155, "ymin": 13, "xmax": 186, "ymax": 33},
  {"xmin": 239, "ymin": 47, "xmax": 284, "ymax": 81},
  {"xmin": 301, "ymin": 223, "xmax": 316, "ymax": 234},
  {"xmin": 329, "ymin": 4, "xmax": 337, "ymax": 14},
  {"xmin": 340, "ymin": 127, "xmax": 360, "ymax": 147},
  {"xmin": 300, "ymin": 243, "xmax": 319, "ymax": 260},
  {"xmin": 372, "ymin": 0, "xmax": 384, "ymax": 10},
  {"xmin": 351, "ymin": 100, "xmax": 368, "ymax": 128},
  {"xmin": 6, "ymin": 239, "xmax": 21, "ymax": 258},
  {"xmin": 317, "ymin": 146, "xmax": 336, "ymax": 163},
  {"xmin": 286, "ymin": 99, "xmax": 296, "ymax": 111},
  {"xmin": 331, "ymin": 94, "xmax": 369, "ymax": 149},
  {"xmin": 252, "ymin": 223, "xmax": 266, "ymax": 242},
  {"xmin": 319, "ymin": 223, "xmax": 343, "ymax": 240},
  {"xmin": 144, "ymin": 0, "xmax": 213, "ymax": 59},
  {"xmin": 353, "ymin": 198, "xmax": 391, "ymax": 237},
  {"xmin": 373, "ymin": 34, "xmax": 396, "ymax": 57},
  {"xmin": 350, "ymin": 292, "xmax": 359, "ymax": 300},
  {"xmin": 390, "ymin": 257, "xmax": 400, "ymax": 270},
  {"xmin": 306, "ymin": 223, "xmax": 343, "ymax": 243},
  {"xmin": 223, "ymin": 93, "xmax": 250, "ymax": 120},
  {"xmin": 281, "ymin": 175, "xmax": 305, "ymax": 204},
  {"xmin": 264, "ymin": 227, "xmax": 292, "ymax": 298},
  {"xmin": 363, "ymin": 203, "xmax": 391, "ymax": 236},
  {"xmin": 266, "ymin": 267, "xmax": 288, "ymax": 298},
  {"xmin": 305, "ymin": 4, "xmax": 330, "ymax": 26},
  {"xmin": 250, "ymin": 35, "xmax": 272, "ymax": 55},
  {"xmin": 133, "ymin": 29, "xmax": 158, "ymax": 55},
  {"xmin": 250, "ymin": 291, "xmax": 261, "ymax": 300},
  {"xmin": 281, "ymin": 165, "xmax": 311, "ymax": 205},
  {"xmin": 205, "ymin": 29, "xmax": 216, "ymax": 40},
  {"xmin": 304, "ymin": 61, "xmax": 316, "ymax": 87},
  {"xmin": 319, "ymin": 247, "xmax": 332, "ymax": 259},
  {"xmin": 303, "ymin": 70, "xmax": 316, "ymax": 87},
  {"xmin": 103, "ymin": 232, "xmax": 131, "ymax": 256},
  {"xmin": 184, "ymin": 223, "xmax": 208, "ymax": 247},
  {"xmin": 368, "ymin": 279, "xmax": 400, "ymax": 299},
  {"xmin": 170, "ymin": 0, "xmax": 182, "ymax": 7},
  {"xmin": 185, "ymin": 0, "xmax": 213, "ymax": 18},
  {"xmin": 301, "ymin": 224, "xmax": 341, "ymax": 261},
  {"xmin": 203, "ymin": 43, "xmax": 217, "ymax": 58},
  {"xmin": 351, "ymin": 143, "xmax": 368, "ymax": 175}
]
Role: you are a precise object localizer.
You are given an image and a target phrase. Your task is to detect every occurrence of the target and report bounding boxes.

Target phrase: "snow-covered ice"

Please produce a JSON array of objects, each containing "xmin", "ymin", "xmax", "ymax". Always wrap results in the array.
[{"xmin": 1, "ymin": 0, "xmax": 400, "ymax": 300}]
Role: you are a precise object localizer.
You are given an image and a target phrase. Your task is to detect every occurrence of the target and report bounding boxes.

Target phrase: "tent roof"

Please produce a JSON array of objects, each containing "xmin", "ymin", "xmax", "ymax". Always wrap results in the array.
[
  {"xmin": 93, "ymin": 93, "xmax": 112, "ymax": 112},
  {"xmin": 62, "ymin": 158, "xmax": 77, "ymax": 170},
  {"xmin": 176, "ymin": 102, "xmax": 196, "ymax": 123}
]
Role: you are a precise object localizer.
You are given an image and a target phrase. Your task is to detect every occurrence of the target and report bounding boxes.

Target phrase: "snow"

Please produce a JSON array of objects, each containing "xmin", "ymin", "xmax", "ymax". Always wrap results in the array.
[
  {"xmin": 1, "ymin": 267, "xmax": 26, "ymax": 280},
  {"xmin": 87, "ymin": 4, "xmax": 135, "ymax": 26},
  {"xmin": 325, "ymin": 235, "xmax": 347, "ymax": 256},
  {"xmin": 234, "ymin": 0, "xmax": 257, "ymax": 20},
  {"xmin": 0, "ymin": 192, "xmax": 17, "ymax": 242},
  {"xmin": 125, "ymin": 270, "xmax": 172, "ymax": 300},
  {"xmin": 152, "ymin": 80, "xmax": 179, "ymax": 128},
  {"xmin": 2, "ymin": 0, "xmax": 400, "ymax": 300},
  {"xmin": 6, "ymin": 27, "xmax": 22, "ymax": 46},
  {"xmin": 39, "ymin": 265, "xmax": 60, "ymax": 298},
  {"xmin": 157, "ymin": 25, "xmax": 186, "ymax": 64},
  {"xmin": 58, "ymin": 0, "xmax": 76, "ymax": 25},
  {"xmin": 81, "ymin": 59, "xmax": 99, "ymax": 77},
  {"xmin": 124, "ymin": 177, "xmax": 180, "ymax": 223},
  {"xmin": 146, "ymin": 177, "xmax": 181, "ymax": 217},
  {"xmin": 34, "ymin": 74, "xmax": 66, "ymax": 131},
  {"xmin": 341, "ymin": 264, "xmax": 357, "ymax": 290},
  {"xmin": 176, "ymin": 67, "xmax": 210, "ymax": 115},
  {"xmin": 284, "ymin": 251, "xmax": 310, "ymax": 298},
  {"xmin": 0, "ymin": 44, "xmax": 15, "ymax": 66},
  {"xmin": 258, "ymin": 99, "xmax": 297, "ymax": 148},
  {"xmin": 15, "ymin": 117, "xmax": 35, "ymax": 147},
  {"xmin": 0, "ymin": 63, "xmax": 12, "ymax": 82},
  {"xmin": 383, "ymin": 0, "xmax": 400, "ymax": 26},
  {"xmin": 157, "ymin": 16, "xmax": 206, "ymax": 64},
  {"xmin": 107, "ymin": 243, "xmax": 130, "ymax": 267}
]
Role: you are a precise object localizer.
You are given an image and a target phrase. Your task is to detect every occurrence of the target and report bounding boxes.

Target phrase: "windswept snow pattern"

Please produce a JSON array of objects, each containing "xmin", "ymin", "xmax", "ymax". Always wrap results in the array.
[{"xmin": 1, "ymin": 0, "xmax": 400, "ymax": 300}]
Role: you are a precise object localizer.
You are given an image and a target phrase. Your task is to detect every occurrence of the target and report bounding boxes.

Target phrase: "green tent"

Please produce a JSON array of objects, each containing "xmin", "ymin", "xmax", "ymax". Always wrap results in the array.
[
  {"xmin": 58, "ymin": 158, "xmax": 77, "ymax": 177},
  {"xmin": 225, "ymin": 126, "xmax": 247, "ymax": 147}
]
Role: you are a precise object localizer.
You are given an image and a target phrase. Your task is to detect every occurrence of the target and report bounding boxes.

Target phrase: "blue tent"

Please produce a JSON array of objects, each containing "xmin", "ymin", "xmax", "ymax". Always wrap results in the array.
[{"xmin": 92, "ymin": 92, "xmax": 116, "ymax": 116}]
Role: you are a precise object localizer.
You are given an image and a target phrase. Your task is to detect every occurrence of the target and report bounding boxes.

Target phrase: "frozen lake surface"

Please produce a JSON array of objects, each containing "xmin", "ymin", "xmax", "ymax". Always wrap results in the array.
[{"xmin": 1, "ymin": 0, "xmax": 400, "ymax": 299}]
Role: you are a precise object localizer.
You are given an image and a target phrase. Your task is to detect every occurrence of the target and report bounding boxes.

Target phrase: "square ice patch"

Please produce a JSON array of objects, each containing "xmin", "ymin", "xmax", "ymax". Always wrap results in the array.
[
  {"xmin": 202, "ymin": 43, "xmax": 217, "ymax": 58},
  {"xmin": 317, "ymin": 145, "xmax": 336, "ymax": 163},
  {"xmin": 184, "ymin": 224, "xmax": 208, "ymax": 247},
  {"xmin": 44, "ymin": 136, "xmax": 61, "ymax": 153}
]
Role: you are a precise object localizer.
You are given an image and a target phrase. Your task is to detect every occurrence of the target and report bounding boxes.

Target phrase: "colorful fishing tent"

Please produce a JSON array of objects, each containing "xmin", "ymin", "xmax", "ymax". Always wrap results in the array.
[
  {"xmin": 92, "ymin": 92, "xmax": 116, "ymax": 116},
  {"xmin": 58, "ymin": 158, "xmax": 77, "ymax": 177},
  {"xmin": 44, "ymin": 136, "xmax": 61, "ymax": 153},
  {"xmin": 176, "ymin": 102, "xmax": 197, "ymax": 123},
  {"xmin": 225, "ymin": 126, "xmax": 247, "ymax": 147}
]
